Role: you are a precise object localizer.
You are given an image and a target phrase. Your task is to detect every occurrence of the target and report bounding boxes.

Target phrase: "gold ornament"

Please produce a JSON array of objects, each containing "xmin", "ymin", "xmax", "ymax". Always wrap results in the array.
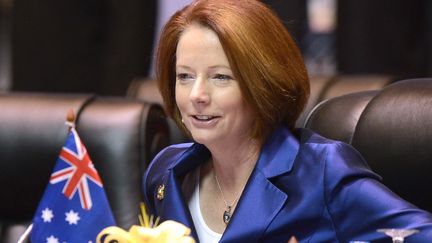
[{"xmin": 97, "ymin": 203, "xmax": 195, "ymax": 243}]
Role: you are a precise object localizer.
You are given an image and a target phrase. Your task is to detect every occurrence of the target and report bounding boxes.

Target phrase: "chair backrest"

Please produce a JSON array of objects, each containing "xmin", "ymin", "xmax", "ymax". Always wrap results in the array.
[
  {"xmin": 318, "ymin": 74, "xmax": 393, "ymax": 101},
  {"xmin": 305, "ymin": 78, "xmax": 432, "ymax": 211},
  {"xmin": 0, "ymin": 92, "xmax": 169, "ymax": 242},
  {"xmin": 296, "ymin": 75, "xmax": 334, "ymax": 127},
  {"xmin": 296, "ymin": 74, "xmax": 392, "ymax": 127},
  {"xmin": 304, "ymin": 90, "xmax": 378, "ymax": 143},
  {"xmin": 127, "ymin": 78, "xmax": 190, "ymax": 144},
  {"xmin": 351, "ymin": 78, "xmax": 432, "ymax": 211}
]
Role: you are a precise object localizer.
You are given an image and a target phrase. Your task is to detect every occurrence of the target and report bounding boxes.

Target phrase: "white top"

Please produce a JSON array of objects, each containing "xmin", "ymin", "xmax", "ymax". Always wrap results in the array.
[{"xmin": 186, "ymin": 168, "xmax": 223, "ymax": 243}]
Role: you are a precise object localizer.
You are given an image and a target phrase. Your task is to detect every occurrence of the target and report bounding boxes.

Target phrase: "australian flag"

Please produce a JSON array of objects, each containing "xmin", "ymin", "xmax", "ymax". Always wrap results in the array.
[{"xmin": 31, "ymin": 127, "xmax": 116, "ymax": 243}]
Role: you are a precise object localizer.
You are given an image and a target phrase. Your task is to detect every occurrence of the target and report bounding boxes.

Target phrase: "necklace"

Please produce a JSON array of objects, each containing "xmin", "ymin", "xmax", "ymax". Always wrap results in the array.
[{"xmin": 214, "ymin": 172, "xmax": 241, "ymax": 225}]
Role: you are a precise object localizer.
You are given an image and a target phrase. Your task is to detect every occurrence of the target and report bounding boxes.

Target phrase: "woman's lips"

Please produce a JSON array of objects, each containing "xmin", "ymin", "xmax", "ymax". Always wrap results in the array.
[{"xmin": 189, "ymin": 115, "xmax": 221, "ymax": 128}]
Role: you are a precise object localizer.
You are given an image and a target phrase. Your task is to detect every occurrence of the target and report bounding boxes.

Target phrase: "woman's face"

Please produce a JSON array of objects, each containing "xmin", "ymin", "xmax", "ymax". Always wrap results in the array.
[{"xmin": 175, "ymin": 24, "xmax": 254, "ymax": 147}]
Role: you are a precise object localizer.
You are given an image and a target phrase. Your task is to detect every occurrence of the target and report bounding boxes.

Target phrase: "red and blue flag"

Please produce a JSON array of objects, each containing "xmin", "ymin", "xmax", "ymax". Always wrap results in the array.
[{"xmin": 31, "ymin": 127, "xmax": 116, "ymax": 243}]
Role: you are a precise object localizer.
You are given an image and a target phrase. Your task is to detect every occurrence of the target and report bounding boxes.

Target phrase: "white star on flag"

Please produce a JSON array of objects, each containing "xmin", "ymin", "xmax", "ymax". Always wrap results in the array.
[
  {"xmin": 65, "ymin": 210, "xmax": 80, "ymax": 225},
  {"xmin": 46, "ymin": 235, "xmax": 59, "ymax": 243},
  {"xmin": 41, "ymin": 208, "xmax": 54, "ymax": 223}
]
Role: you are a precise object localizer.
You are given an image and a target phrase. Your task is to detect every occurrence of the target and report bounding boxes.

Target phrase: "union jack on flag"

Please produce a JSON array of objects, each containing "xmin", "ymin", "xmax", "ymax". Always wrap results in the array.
[
  {"xmin": 31, "ymin": 127, "xmax": 116, "ymax": 243},
  {"xmin": 50, "ymin": 129, "xmax": 102, "ymax": 210}
]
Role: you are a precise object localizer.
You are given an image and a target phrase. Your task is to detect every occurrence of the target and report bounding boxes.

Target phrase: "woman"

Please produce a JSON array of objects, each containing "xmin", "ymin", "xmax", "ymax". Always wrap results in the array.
[{"xmin": 143, "ymin": 0, "xmax": 432, "ymax": 242}]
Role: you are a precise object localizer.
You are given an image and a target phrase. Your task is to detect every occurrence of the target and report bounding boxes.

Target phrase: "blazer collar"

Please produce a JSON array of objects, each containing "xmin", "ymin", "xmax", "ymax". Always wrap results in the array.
[
  {"xmin": 255, "ymin": 126, "xmax": 299, "ymax": 178},
  {"xmin": 170, "ymin": 126, "xmax": 299, "ymax": 178},
  {"xmin": 169, "ymin": 143, "xmax": 210, "ymax": 176},
  {"xmin": 162, "ymin": 126, "xmax": 300, "ymax": 242}
]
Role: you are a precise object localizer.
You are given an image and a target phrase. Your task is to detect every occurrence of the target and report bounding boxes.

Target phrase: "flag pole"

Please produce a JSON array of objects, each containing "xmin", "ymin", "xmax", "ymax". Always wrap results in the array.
[
  {"xmin": 17, "ymin": 224, "xmax": 33, "ymax": 243},
  {"xmin": 19, "ymin": 110, "xmax": 76, "ymax": 243}
]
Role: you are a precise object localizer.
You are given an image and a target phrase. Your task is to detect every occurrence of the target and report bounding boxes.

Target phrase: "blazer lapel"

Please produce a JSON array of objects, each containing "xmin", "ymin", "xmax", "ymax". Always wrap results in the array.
[
  {"xmin": 160, "ymin": 171, "xmax": 199, "ymax": 240},
  {"xmin": 157, "ymin": 143, "xmax": 211, "ymax": 242},
  {"xmin": 221, "ymin": 127, "xmax": 300, "ymax": 242},
  {"xmin": 221, "ymin": 170, "xmax": 288, "ymax": 242}
]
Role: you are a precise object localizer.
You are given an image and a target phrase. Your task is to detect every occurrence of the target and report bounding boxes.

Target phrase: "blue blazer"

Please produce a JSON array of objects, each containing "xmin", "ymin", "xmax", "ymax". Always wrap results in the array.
[{"xmin": 143, "ymin": 127, "xmax": 432, "ymax": 242}]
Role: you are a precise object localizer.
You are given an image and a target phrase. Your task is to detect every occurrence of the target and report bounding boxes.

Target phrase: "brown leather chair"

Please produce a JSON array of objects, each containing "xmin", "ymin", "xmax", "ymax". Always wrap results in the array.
[
  {"xmin": 305, "ymin": 78, "xmax": 432, "ymax": 212},
  {"xmin": 304, "ymin": 90, "xmax": 378, "ymax": 143},
  {"xmin": 296, "ymin": 75, "xmax": 334, "ymax": 127},
  {"xmin": 0, "ymin": 92, "xmax": 169, "ymax": 242},
  {"xmin": 297, "ymin": 74, "xmax": 393, "ymax": 127},
  {"xmin": 127, "ymin": 78, "xmax": 190, "ymax": 144}
]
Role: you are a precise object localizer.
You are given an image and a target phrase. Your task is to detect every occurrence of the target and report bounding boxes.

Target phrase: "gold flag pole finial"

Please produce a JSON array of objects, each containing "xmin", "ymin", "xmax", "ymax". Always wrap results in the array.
[{"xmin": 65, "ymin": 109, "xmax": 76, "ymax": 129}]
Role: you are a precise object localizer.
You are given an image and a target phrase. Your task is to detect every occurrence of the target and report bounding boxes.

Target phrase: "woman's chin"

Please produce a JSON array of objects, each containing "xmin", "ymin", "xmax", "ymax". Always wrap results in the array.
[
  {"xmin": 190, "ymin": 135, "xmax": 210, "ymax": 145},
  {"xmin": 190, "ymin": 131, "xmax": 219, "ymax": 146}
]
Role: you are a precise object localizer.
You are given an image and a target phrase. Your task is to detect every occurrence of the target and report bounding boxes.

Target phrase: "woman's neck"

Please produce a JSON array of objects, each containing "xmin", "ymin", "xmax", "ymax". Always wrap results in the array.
[{"xmin": 205, "ymin": 138, "xmax": 261, "ymax": 193}]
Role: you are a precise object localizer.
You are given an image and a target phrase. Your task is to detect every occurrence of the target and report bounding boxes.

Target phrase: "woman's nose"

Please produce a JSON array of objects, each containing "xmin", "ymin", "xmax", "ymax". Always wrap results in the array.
[{"xmin": 189, "ymin": 78, "xmax": 210, "ymax": 104}]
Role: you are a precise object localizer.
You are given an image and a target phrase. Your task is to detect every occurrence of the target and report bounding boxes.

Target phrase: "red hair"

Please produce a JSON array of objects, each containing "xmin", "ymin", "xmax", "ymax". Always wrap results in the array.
[{"xmin": 157, "ymin": 0, "xmax": 310, "ymax": 142}]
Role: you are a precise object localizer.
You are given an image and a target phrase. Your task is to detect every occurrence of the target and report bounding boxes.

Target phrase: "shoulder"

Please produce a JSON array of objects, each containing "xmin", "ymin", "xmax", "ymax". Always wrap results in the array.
[
  {"xmin": 296, "ymin": 128, "xmax": 345, "ymax": 146},
  {"xmin": 263, "ymin": 126, "xmax": 363, "ymax": 168},
  {"xmin": 294, "ymin": 129, "xmax": 382, "ymax": 193},
  {"xmin": 152, "ymin": 143, "xmax": 194, "ymax": 167},
  {"xmin": 294, "ymin": 128, "xmax": 377, "ymax": 178},
  {"xmin": 296, "ymin": 128, "xmax": 364, "ymax": 159}
]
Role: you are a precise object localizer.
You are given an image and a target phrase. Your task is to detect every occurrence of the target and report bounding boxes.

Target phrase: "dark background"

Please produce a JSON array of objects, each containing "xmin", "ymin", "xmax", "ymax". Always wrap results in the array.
[{"xmin": 1, "ymin": 0, "xmax": 431, "ymax": 95}]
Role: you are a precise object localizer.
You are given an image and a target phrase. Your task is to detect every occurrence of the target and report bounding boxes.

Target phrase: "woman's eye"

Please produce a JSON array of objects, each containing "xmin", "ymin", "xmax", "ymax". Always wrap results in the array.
[
  {"xmin": 176, "ymin": 73, "xmax": 193, "ymax": 81},
  {"xmin": 213, "ymin": 74, "xmax": 232, "ymax": 81},
  {"xmin": 214, "ymin": 74, "xmax": 231, "ymax": 80}
]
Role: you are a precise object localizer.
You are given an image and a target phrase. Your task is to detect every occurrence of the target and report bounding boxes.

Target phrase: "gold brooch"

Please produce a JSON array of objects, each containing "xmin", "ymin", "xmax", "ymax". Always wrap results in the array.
[{"xmin": 156, "ymin": 184, "xmax": 165, "ymax": 200}]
